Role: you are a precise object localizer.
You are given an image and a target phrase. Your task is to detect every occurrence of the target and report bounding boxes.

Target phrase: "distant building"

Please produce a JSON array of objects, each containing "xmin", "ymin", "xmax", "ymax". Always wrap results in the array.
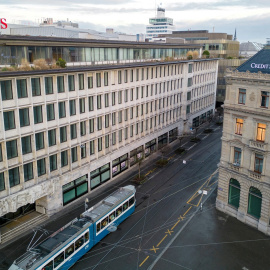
[
  {"xmin": 216, "ymin": 48, "xmax": 270, "ymax": 235},
  {"xmin": 146, "ymin": 7, "xmax": 174, "ymax": 41},
  {"xmin": 239, "ymin": 41, "xmax": 264, "ymax": 58}
]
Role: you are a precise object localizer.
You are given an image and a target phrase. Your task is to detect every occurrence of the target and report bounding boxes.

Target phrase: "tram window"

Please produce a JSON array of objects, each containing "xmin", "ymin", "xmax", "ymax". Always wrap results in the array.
[
  {"xmin": 116, "ymin": 206, "xmax": 122, "ymax": 217},
  {"xmin": 101, "ymin": 217, "xmax": 108, "ymax": 229},
  {"xmin": 65, "ymin": 243, "xmax": 74, "ymax": 259},
  {"xmin": 123, "ymin": 202, "xmax": 128, "ymax": 211},
  {"xmin": 54, "ymin": 252, "xmax": 64, "ymax": 268},
  {"xmin": 109, "ymin": 212, "xmax": 115, "ymax": 222},
  {"xmin": 96, "ymin": 223, "xmax": 101, "ymax": 233},
  {"xmin": 75, "ymin": 236, "xmax": 84, "ymax": 250},
  {"xmin": 129, "ymin": 197, "xmax": 134, "ymax": 206},
  {"xmin": 85, "ymin": 231, "xmax": 89, "ymax": 242},
  {"xmin": 42, "ymin": 261, "xmax": 53, "ymax": 270}
]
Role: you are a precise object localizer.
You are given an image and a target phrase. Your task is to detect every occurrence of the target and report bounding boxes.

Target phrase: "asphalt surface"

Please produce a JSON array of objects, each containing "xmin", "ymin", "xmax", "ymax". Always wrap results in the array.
[{"xmin": 3, "ymin": 121, "xmax": 270, "ymax": 270}]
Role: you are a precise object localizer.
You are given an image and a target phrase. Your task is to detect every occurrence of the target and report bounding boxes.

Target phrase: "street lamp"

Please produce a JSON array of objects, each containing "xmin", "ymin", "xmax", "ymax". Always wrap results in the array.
[{"xmin": 198, "ymin": 190, "xmax": 207, "ymax": 211}]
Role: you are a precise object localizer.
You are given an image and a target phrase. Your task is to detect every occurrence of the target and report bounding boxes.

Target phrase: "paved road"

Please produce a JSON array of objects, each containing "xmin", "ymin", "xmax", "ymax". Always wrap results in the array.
[{"xmin": 71, "ymin": 126, "xmax": 223, "ymax": 270}]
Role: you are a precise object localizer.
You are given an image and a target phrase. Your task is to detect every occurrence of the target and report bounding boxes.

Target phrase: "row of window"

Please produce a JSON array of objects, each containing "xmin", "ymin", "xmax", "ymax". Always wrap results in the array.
[
  {"xmin": 228, "ymin": 179, "xmax": 262, "ymax": 219},
  {"xmin": 233, "ymin": 146, "xmax": 264, "ymax": 174},
  {"xmin": 235, "ymin": 118, "xmax": 266, "ymax": 142},
  {"xmin": 2, "ymin": 94, "xmax": 181, "ymax": 131},
  {"xmin": 96, "ymin": 196, "xmax": 135, "ymax": 234},
  {"xmin": 238, "ymin": 89, "xmax": 270, "ymax": 109},
  {"xmin": 41, "ymin": 231, "xmax": 89, "ymax": 270}
]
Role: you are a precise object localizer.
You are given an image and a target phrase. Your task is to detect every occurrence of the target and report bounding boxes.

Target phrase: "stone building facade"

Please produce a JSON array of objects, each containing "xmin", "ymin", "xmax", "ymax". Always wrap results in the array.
[{"xmin": 217, "ymin": 50, "xmax": 270, "ymax": 234}]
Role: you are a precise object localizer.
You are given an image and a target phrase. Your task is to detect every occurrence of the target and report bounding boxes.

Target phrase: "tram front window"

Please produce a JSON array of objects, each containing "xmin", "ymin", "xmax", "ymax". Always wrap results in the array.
[
  {"xmin": 42, "ymin": 261, "xmax": 53, "ymax": 270},
  {"xmin": 116, "ymin": 206, "xmax": 122, "ymax": 217},
  {"xmin": 75, "ymin": 236, "xmax": 84, "ymax": 250},
  {"xmin": 129, "ymin": 197, "xmax": 134, "ymax": 206},
  {"xmin": 54, "ymin": 252, "xmax": 64, "ymax": 268},
  {"xmin": 65, "ymin": 243, "xmax": 74, "ymax": 259}
]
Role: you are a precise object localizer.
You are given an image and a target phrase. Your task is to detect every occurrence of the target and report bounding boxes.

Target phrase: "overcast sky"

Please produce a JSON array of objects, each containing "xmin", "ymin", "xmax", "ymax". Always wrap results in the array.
[{"xmin": 1, "ymin": 0, "xmax": 269, "ymax": 43}]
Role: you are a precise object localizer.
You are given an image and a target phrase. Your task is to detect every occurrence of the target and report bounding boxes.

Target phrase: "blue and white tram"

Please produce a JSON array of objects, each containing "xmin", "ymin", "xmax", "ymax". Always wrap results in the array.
[{"xmin": 9, "ymin": 185, "xmax": 136, "ymax": 270}]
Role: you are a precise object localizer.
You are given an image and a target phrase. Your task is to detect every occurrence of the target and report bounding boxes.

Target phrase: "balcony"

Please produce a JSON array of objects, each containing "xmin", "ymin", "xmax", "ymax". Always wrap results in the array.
[
  {"xmin": 248, "ymin": 170, "xmax": 262, "ymax": 181},
  {"xmin": 249, "ymin": 140, "xmax": 268, "ymax": 151},
  {"xmin": 229, "ymin": 163, "xmax": 241, "ymax": 173}
]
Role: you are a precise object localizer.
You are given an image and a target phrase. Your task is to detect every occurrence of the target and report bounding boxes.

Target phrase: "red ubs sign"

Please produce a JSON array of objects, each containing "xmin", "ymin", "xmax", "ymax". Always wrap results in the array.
[{"xmin": 0, "ymin": 18, "xmax": 7, "ymax": 29}]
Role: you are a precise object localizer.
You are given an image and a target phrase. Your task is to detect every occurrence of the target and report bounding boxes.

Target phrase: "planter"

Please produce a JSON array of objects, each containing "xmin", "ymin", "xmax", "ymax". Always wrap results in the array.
[
  {"xmin": 175, "ymin": 147, "xmax": 186, "ymax": 155},
  {"xmin": 190, "ymin": 137, "xmax": 201, "ymax": 143},
  {"xmin": 133, "ymin": 175, "xmax": 147, "ymax": 185},
  {"xmin": 203, "ymin": 128, "xmax": 213, "ymax": 133},
  {"xmin": 156, "ymin": 159, "xmax": 169, "ymax": 167}
]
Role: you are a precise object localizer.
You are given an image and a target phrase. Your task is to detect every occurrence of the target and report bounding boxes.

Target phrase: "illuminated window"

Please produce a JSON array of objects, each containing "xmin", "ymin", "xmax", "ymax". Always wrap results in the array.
[
  {"xmin": 256, "ymin": 123, "xmax": 266, "ymax": 142},
  {"xmin": 235, "ymin": 118, "xmax": 243, "ymax": 135}
]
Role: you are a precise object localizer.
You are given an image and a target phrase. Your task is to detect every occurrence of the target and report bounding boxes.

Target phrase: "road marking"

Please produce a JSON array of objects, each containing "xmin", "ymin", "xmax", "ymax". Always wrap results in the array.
[
  {"xmin": 157, "ymin": 235, "xmax": 168, "ymax": 247},
  {"xmin": 165, "ymin": 229, "xmax": 173, "ymax": 236},
  {"xmin": 150, "ymin": 246, "xmax": 159, "ymax": 253},
  {"xmin": 178, "ymin": 215, "xmax": 184, "ymax": 221},
  {"xmin": 171, "ymin": 220, "xmax": 180, "ymax": 230},
  {"xmin": 183, "ymin": 206, "xmax": 192, "ymax": 217},
  {"xmin": 139, "ymin": 256, "xmax": 149, "ymax": 267}
]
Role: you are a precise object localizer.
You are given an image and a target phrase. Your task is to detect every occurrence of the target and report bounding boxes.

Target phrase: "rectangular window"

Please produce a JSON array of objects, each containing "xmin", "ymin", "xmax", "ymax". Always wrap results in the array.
[
  {"xmin": 33, "ymin": 106, "xmax": 43, "ymax": 124},
  {"xmin": 112, "ymin": 112, "xmax": 116, "ymax": 125},
  {"xmin": 80, "ymin": 121, "xmax": 86, "ymax": 136},
  {"xmin": 0, "ymin": 144, "xmax": 2, "ymax": 162},
  {"xmin": 1, "ymin": 80, "xmax": 13, "ymax": 100},
  {"xmin": 118, "ymin": 91, "xmax": 122, "ymax": 104},
  {"xmin": 57, "ymin": 76, "xmax": 64, "ymax": 93},
  {"xmin": 118, "ymin": 70, "xmax": 122, "ymax": 84},
  {"xmin": 254, "ymin": 154, "xmax": 263, "ymax": 174},
  {"xmin": 112, "ymin": 132, "xmax": 116, "ymax": 145},
  {"xmin": 78, "ymin": 74, "xmax": 84, "ymax": 90},
  {"xmin": 89, "ymin": 96, "xmax": 94, "ymax": 111},
  {"xmin": 81, "ymin": 144, "xmax": 86, "ymax": 159},
  {"xmin": 90, "ymin": 140, "xmax": 95, "ymax": 155},
  {"xmin": 71, "ymin": 147, "xmax": 78, "ymax": 163},
  {"xmin": 141, "ymin": 68, "xmax": 144, "ymax": 80},
  {"xmin": 104, "ymin": 72, "xmax": 108, "ymax": 86},
  {"xmin": 136, "ymin": 69, "xmax": 139, "ymax": 81},
  {"xmin": 37, "ymin": 158, "xmax": 46, "ymax": 176},
  {"xmin": 238, "ymin": 89, "xmax": 246, "ymax": 104},
  {"xmin": 130, "ymin": 125, "xmax": 133, "ymax": 137},
  {"xmin": 19, "ymin": 108, "xmax": 30, "ymax": 127},
  {"xmin": 31, "ymin": 78, "xmax": 41, "ymax": 96},
  {"xmin": 9, "ymin": 167, "xmax": 20, "ymax": 187},
  {"xmin": 187, "ymin": 91, "xmax": 191, "ymax": 101},
  {"xmin": 125, "ymin": 127, "xmax": 128, "ymax": 139},
  {"xmin": 136, "ymin": 87, "xmax": 139, "ymax": 100},
  {"xmin": 97, "ymin": 95, "xmax": 102, "ymax": 109},
  {"xmin": 261, "ymin": 91, "xmax": 269, "ymax": 108},
  {"xmin": 130, "ymin": 88, "xmax": 134, "ymax": 101},
  {"xmin": 188, "ymin": 78, "xmax": 193, "ymax": 87},
  {"xmin": 69, "ymin": 100, "xmax": 76, "ymax": 116},
  {"xmin": 89, "ymin": 119, "xmax": 94, "ymax": 133},
  {"xmin": 4, "ymin": 111, "xmax": 15, "ymax": 130},
  {"xmin": 105, "ymin": 93, "xmax": 109, "ymax": 107},
  {"xmin": 130, "ymin": 70, "xmax": 133, "ymax": 82},
  {"xmin": 130, "ymin": 107, "xmax": 133, "ymax": 119},
  {"xmin": 58, "ymin": 102, "xmax": 66, "ymax": 118},
  {"xmin": 118, "ymin": 111, "xmax": 122, "ymax": 123},
  {"xmin": 70, "ymin": 124, "xmax": 77, "ymax": 139},
  {"xmin": 233, "ymin": 147, "xmax": 241, "ymax": 166},
  {"xmin": 105, "ymin": 134, "xmax": 109, "ymax": 148},
  {"xmin": 0, "ymin": 172, "xmax": 4, "ymax": 191},
  {"xmin": 68, "ymin": 75, "xmax": 75, "ymax": 91},
  {"xmin": 60, "ymin": 126, "xmax": 67, "ymax": 143},
  {"xmin": 119, "ymin": 130, "xmax": 122, "ymax": 142},
  {"xmin": 79, "ymin": 98, "xmax": 85, "ymax": 114},
  {"xmin": 48, "ymin": 129, "xmax": 56, "ymax": 146},
  {"xmin": 50, "ymin": 154, "xmax": 57, "ymax": 171},
  {"xmin": 88, "ymin": 76, "xmax": 93, "ymax": 89},
  {"xmin": 98, "ymin": 138, "xmax": 102, "ymax": 151},
  {"xmin": 97, "ymin": 116, "xmax": 102, "ymax": 130},
  {"xmin": 188, "ymin": 64, "xmax": 193, "ymax": 73},
  {"xmin": 124, "ymin": 70, "xmax": 128, "ymax": 83},
  {"xmin": 47, "ymin": 104, "xmax": 55, "ymax": 121},
  {"xmin": 235, "ymin": 118, "xmax": 244, "ymax": 135},
  {"xmin": 186, "ymin": 105, "xmax": 190, "ymax": 114},
  {"xmin": 45, "ymin": 77, "xmax": 54, "ymax": 94},
  {"xmin": 17, "ymin": 79, "xmax": 27, "ymax": 98},
  {"xmin": 125, "ymin": 109, "xmax": 128, "ymax": 121},
  {"xmin": 6, "ymin": 140, "xmax": 18, "ymax": 159},
  {"xmin": 96, "ymin": 73, "xmax": 101, "ymax": 87},
  {"xmin": 112, "ymin": 92, "xmax": 116, "ymax": 106},
  {"xmin": 35, "ymin": 132, "xmax": 44, "ymax": 150},
  {"xmin": 21, "ymin": 136, "xmax": 32, "ymax": 155},
  {"xmin": 256, "ymin": 123, "xmax": 266, "ymax": 142},
  {"xmin": 61, "ymin": 150, "xmax": 68, "ymax": 167},
  {"xmin": 141, "ymin": 87, "xmax": 144, "ymax": 98},
  {"xmin": 24, "ymin": 163, "xmax": 33, "ymax": 182},
  {"xmin": 105, "ymin": 114, "xmax": 109, "ymax": 128}
]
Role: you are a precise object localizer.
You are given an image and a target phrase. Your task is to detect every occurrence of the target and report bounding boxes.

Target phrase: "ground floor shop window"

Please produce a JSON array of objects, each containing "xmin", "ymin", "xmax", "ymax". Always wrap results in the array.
[
  {"xmin": 193, "ymin": 116, "xmax": 199, "ymax": 128},
  {"xmin": 228, "ymin": 178, "xmax": 240, "ymax": 209},
  {"xmin": 169, "ymin": 128, "xmax": 178, "ymax": 143},
  {"xmin": 63, "ymin": 175, "xmax": 88, "ymax": 205},
  {"xmin": 130, "ymin": 146, "xmax": 144, "ymax": 166},
  {"xmin": 90, "ymin": 163, "xmax": 110, "ymax": 189},
  {"xmin": 145, "ymin": 139, "xmax": 156, "ymax": 157},
  {"xmin": 248, "ymin": 187, "xmax": 262, "ymax": 219},
  {"xmin": 158, "ymin": 133, "xmax": 168, "ymax": 149},
  {"xmin": 112, "ymin": 154, "xmax": 128, "ymax": 177}
]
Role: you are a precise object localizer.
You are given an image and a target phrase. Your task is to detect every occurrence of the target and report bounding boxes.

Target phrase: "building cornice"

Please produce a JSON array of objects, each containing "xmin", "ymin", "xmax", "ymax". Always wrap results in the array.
[{"xmin": 226, "ymin": 69, "xmax": 270, "ymax": 84}]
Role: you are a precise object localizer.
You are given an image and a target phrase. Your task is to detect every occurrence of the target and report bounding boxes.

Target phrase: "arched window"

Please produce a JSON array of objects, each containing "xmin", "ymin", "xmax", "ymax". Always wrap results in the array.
[
  {"xmin": 228, "ymin": 178, "xmax": 240, "ymax": 208},
  {"xmin": 248, "ymin": 187, "xmax": 262, "ymax": 219}
]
